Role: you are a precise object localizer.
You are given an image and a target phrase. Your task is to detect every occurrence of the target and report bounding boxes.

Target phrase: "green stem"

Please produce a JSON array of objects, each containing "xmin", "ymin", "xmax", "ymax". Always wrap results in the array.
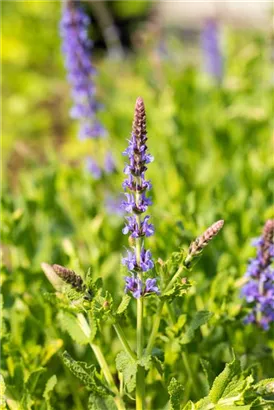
[
  {"xmin": 145, "ymin": 300, "xmax": 164, "ymax": 356},
  {"xmin": 136, "ymin": 294, "xmax": 145, "ymax": 410},
  {"xmin": 182, "ymin": 351, "xmax": 199, "ymax": 398},
  {"xmin": 77, "ymin": 314, "xmax": 126, "ymax": 410},
  {"xmin": 145, "ymin": 265, "xmax": 185, "ymax": 355},
  {"xmin": 135, "ymin": 188, "xmax": 145, "ymax": 410},
  {"xmin": 113, "ymin": 322, "xmax": 137, "ymax": 361}
]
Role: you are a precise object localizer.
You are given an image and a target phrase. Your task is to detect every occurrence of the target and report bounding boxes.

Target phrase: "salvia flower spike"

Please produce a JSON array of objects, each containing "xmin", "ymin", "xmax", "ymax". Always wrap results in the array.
[
  {"xmin": 52, "ymin": 264, "xmax": 86, "ymax": 293},
  {"xmin": 60, "ymin": 1, "xmax": 106, "ymax": 140},
  {"xmin": 241, "ymin": 219, "xmax": 274, "ymax": 330},
  {"xmin": 121, "ymin": 97, "xmax": 159, "ymax": 298},
  {"xmin": 184, "ymin": 220, "xmax": 224, "ymax": 267},
  {"xmin": 201, "ymin": 19, "xmax": 223, "ymax": 81}
]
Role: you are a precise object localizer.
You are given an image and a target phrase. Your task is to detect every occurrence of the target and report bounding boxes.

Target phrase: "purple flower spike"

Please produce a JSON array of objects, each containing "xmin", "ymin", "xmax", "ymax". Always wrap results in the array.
[
  {"xmin": 121, "ymin": 98, "xmax": 158, "ymax": 298},
  {"xmin": 241, "ymin": 219, "xmax": 274, "ymax": 330},
  {"xmin": 201, "ymin": 19, "xmax": 223, "ymax": 81},
  {"xmin": 60, "ymin": 3, "xmax": 106, "ymax": 140}
]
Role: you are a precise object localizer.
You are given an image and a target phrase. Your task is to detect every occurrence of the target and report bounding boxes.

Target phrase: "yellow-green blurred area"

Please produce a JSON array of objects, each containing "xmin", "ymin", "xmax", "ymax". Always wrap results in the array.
[{"xmin": 2, "ymin": 0, "xmax": 273, "ymax": 270}]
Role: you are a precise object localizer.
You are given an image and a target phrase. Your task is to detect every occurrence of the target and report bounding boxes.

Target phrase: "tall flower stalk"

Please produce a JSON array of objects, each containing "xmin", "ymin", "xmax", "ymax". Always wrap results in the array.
[
  {"xmin": 241, "ymin": 219, "xmax": 274, "ymax": 330},
  {"xmin": 60, "ymin": 1, "xmax": 116, "ymax": 178},
  {"xmin": 60, "ymin": 1, "xmax": 106, "ymax": 140},
  {"xmin": 121, "ymin": 97, "xmax": 159, "ymax": 409}
]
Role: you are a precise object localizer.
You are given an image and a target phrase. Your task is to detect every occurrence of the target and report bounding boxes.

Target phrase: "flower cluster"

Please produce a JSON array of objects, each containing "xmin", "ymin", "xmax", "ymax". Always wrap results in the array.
[
  {"xmin": 60, "ymin": 2, "xmax": 105, "ymax": 140},
  {"xmin": 241, "ymin": 219, "xmax": 274, "ymax": 330},
  {"xmin": 201, "ymin": 19, "xmax": 223, "ymax": 81},
  {"xmin": 121, "ymin": 97, "xmax": 159, "ymax": 298}
]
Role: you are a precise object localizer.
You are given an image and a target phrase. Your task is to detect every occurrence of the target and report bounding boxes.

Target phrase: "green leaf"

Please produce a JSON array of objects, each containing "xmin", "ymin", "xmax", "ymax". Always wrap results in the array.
[
  {"xmin": 0, "ymin": 375, "xmax": 7, "ymax": 410},
  {"xmin": 200, "ymin": 359, "xmax": 215, "ymax": 389},
  {"xmin": 43, "ymin": 375, "xmax": 57, "ymax": 410},
  {"xmin": 168, "ymin": 377, "xmax": 184, "ymax": 410},
  {"xmin": 182, "ymin": 401, "xmax": 196, "ymax": 410},
  {"xmin": 209, "ymin": 358, "xmax": 241, "ymax": 404},
  {"xmin": 115, "ymin": 351, "xmax": 137, "ymax": 394},
  {"xmin": 254, "ymin": 378, "xmax": 274, "ymax": 395},
  {"xmin": 26, "ymin": 368, "xmax": 46, "ymax": 392},
  {"xmin": 58, "ymin": 311, "xmax": 89, "ymax": 345},
  {"xmin": 62, "ymin": 351, "xmax": 113, "ymax": 396},
  {"xmin": 139, "ymin": 355, "xmax": 152, "ymax": 370},
  {"xmin": 181, "ymin": 311, "xmax": 213, "ymax": 344},
  {"xmin": 88, "ymin": 394, "xmax": 117, "ymax": 410},
  {"xmin": 215, "ymin": 405, "xmax": 252, "ymax": 410},
  {"xmin": 43, "ymin": 375, "xmax": 57, "ymax": 401},
  {"xmin": 161, "ymin": 280, "xmax": 192, "ymax": 301},
  {"xmin": 116, "ymin": 295, "xmax": 131, "ymax": 316}
]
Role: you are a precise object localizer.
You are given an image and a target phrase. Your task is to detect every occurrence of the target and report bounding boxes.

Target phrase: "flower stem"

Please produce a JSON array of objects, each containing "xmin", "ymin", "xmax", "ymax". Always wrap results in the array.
[
  {"xmin": 135, "ymin": 188, "xmax": 145, "ymax": 410},
  {"xmin": 113, "ymin": 322, "xmax": 137, "ymax": 361},
  {"xmin": 145, "ymin": 265, "xmax": 185, "ymax": 355},
  {"xmin": 77, "ymin": 314, "xmax": 126, "ymax": 410}
]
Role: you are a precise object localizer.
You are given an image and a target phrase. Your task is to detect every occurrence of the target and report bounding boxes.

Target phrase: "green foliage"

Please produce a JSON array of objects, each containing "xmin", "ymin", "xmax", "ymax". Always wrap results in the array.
[
  {"xmin": 88, "ymin": 394, "xmax": 117, "ymax": 410},
  {"xmin": 62, "ymin": 351, "xmax": 113, "ymax": 397},
  {"xmin": 168, "ymin": 377, "xmax": 184, "ymax": 410},
  {"xmin": 43, "ymin": 375, "xmax": 57, "ymax": 410},
  {"xmin": 181, "ymin": 311, "xmax": 213, "ymax": 345},
  {"xmin": 115, "ymin": 351, "xmax": 137, "ymax": 394},
  {"xmin": 1, "ymin": 2, "xmax": 273, "ymax": 409}
]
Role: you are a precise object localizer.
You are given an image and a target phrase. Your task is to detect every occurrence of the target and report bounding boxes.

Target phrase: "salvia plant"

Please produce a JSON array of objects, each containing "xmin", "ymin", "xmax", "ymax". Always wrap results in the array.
[
  {"xmin": 38, "ymin": 98, "xmax": 274, "ymax": 410},
  {"xmin": 241, "ymin": 219, "xmax": 274, "ymax": 330},
  {"xmin": 60, "ymin": 0, "xmax": 115, "ymax": 177}
]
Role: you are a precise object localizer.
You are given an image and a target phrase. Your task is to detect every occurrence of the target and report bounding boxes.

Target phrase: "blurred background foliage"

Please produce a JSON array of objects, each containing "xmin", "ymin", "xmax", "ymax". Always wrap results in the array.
[{"xmin": 1, "ymin": 1, "xmax": 274, "ymax": 409}]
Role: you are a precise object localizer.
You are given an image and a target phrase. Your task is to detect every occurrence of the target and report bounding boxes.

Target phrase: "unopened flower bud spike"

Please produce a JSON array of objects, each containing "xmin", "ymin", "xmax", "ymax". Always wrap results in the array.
[{"xmin": 184, "ymin": 220, "xmax": 224, "ymax": 268}]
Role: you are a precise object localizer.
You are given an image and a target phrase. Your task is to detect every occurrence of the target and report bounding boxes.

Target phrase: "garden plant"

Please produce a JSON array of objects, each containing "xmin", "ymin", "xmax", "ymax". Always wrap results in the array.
[{"xmin": 1, "ymin": 1, "xmax": 274, "ymax": 410}]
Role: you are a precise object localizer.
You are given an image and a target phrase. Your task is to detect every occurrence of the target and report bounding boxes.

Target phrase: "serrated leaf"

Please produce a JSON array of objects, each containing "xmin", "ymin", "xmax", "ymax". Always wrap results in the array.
[
  {"xmin": 161, "ymin": 280, "xmax": 192, "ymax": 301},
  {"xmin": 168, "ymin": 377, "xmax": 184, "ymax": 410},
  {"xmin": 139, "ymin": 355, "xmax": 152, "ymax": 370},
  {"xmin": 58, "ymin": 311, "xmax": 89, "ymax": 345},
  {"xmin": 116, "ymin": 295, "xmax": 131, "ymax": 316},
  {"xmin": 181, "ymin": 311, "xmax": 212, "ymax": 344},
  {"xmin": 255, "ymin": 378, "xmax": 274, "ymax": 395},
  {"xmin": 196, "ymin": 396, "xmax": 211, "ymax": 410},
  {"xmin": 209, "ymin": 358, "xmax": 241, "ymax": 404},
  {"xmin": 182, "ymin": 401, "xmax": 196, "ymax": 410},
  {"xmin": 62, "ymin": 351, "xmax": 112, "ymax": 396},
  {"xmin": 115, "ymin": 351, "xmax": 137, "ymax": 394},
  {"xmin": 88, "ymin": 394, "xmax": 117, "ymax": 410},
  {"xmin": 43, "ymin": 375, "xmax": 57, "ymax": 401}
]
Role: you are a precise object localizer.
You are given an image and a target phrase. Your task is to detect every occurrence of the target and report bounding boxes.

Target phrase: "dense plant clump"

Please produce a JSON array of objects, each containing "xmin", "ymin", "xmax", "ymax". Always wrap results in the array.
[
  {"xmin": 242, "ymin": 219, "xmax": 274, "ymax": 330},
  {"xmin": 1, "ymin": 1, "xmax": 274, "ymax": 409}
]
